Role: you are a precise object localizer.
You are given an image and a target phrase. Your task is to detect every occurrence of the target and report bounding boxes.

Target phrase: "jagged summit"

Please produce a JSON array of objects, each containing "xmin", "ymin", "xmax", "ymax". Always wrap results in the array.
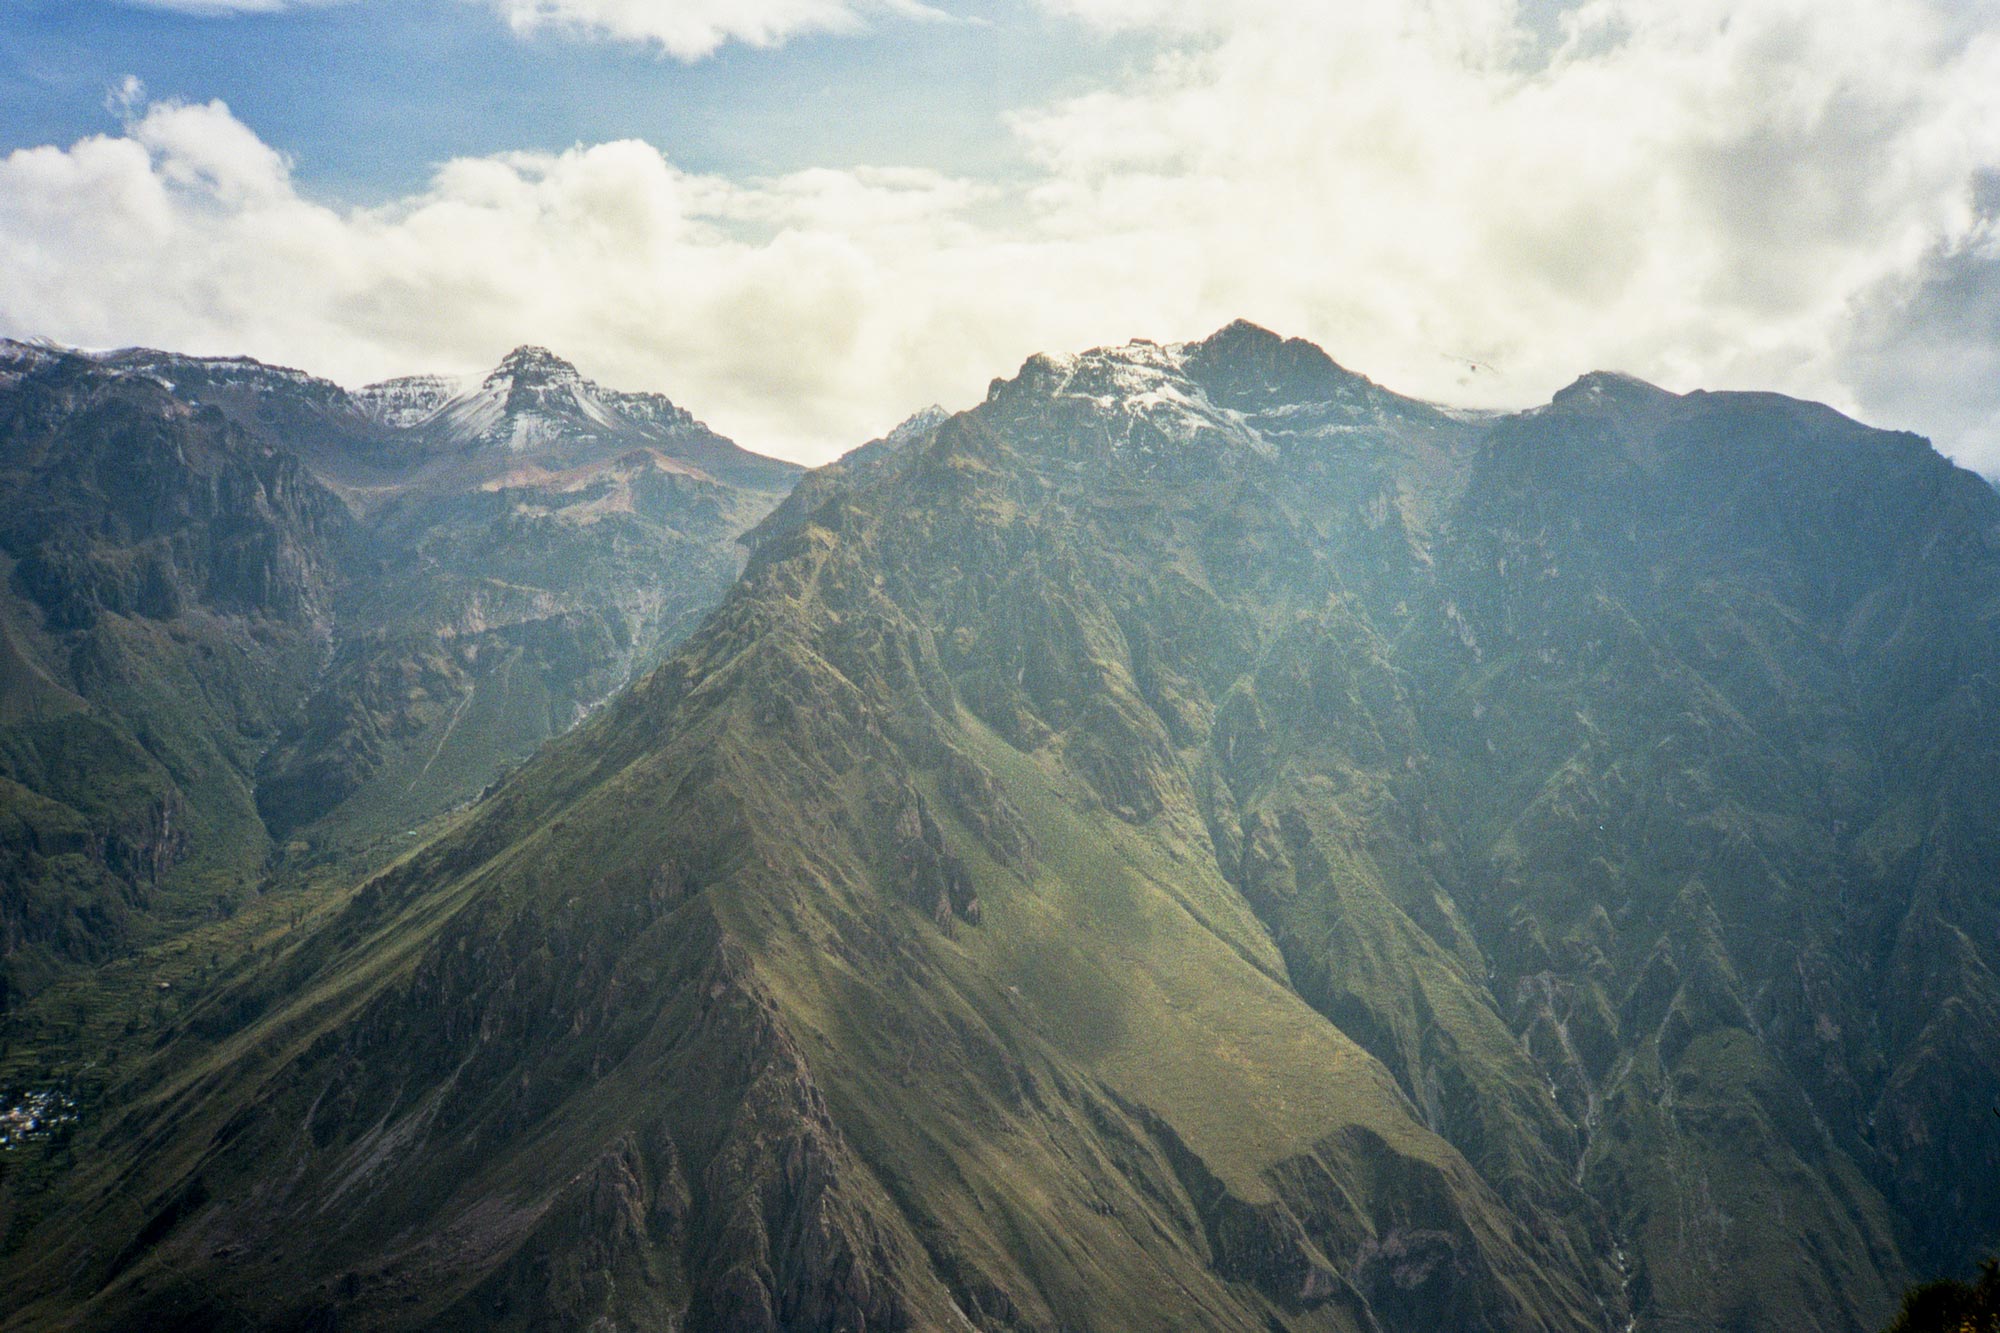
[
  {"xmin": 1202, "ymin": 315, "xmax": 1283, "ymax": 344},
  {"xmin": 0, "ymin": 338, "xmax": 63, "ymax": 384},
  {"xmin": 357, "ymin": 346, "xmax": 799, "ymax": 489},
  {"xmin": 353, "ymin": 344, "xmax": 722, "ymax": 461},
  {"xmin": 1183, "ymin": 319, "xmax": 1380, "ymax": 411},
  {"xmin": 879, "ymin": 403, "xmax": 951, "ymax": 450},
  {"xmin": 421, "ymin": 345, "xmax": 614, "ymax": 451},
  {"xmin": 4, "ymin": 336, "xmax": 801, "ymax": 495},
  {"xmin": 976, "ymin": 321, "xmax": 1457, "ymax": 478},
  {"xmin": 1548, "ymin": 368, "xmax": 1675, "ymax": 411},
  {"xmin": 489, "ymin": 344, "xmax": 578, "ymax": 378},
  {"xmin": 351, "ymin": 347, "xmax": 603, "ymax": 445},
  {"xmin": 1186, "ymin": 317, "xmax": 1331, "ymax": 371},
  {"xmin": 482, "ymin": 345, "xmax": 591, "ymax": 406}
]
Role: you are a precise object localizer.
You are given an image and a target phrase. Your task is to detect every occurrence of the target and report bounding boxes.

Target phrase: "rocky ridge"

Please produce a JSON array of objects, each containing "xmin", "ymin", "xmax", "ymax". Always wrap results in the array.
[
  {"xmin": 0, "ymin": 339, "xmax": 800, "ymax": 1005},
  {"xmin": 4, "ymin": 322, "xmax": 1993, "ymax": 1331}
]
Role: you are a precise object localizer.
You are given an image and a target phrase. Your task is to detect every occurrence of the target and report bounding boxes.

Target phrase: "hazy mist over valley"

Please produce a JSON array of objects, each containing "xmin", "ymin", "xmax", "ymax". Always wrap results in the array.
[{"xmin": 3, "ymin": 3, "xmax": 1999, "ymax": 1331}]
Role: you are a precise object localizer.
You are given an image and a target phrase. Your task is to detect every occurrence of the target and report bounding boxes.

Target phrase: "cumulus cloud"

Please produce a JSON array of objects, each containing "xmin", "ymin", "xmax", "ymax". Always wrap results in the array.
[
  {"xmin": 480, "ymin": 0, "xmax": 951, "ymax": 58},
  {"xmin": 5, "ymin": 1, "xmax": 2000, "ymax": 465},
  {"xmin": 1841, "ymin": 195, "xmax": 2000, "ymax": 473},
  {"xmin": 1016, "ymin": 0, "xmax": 2000, "ymax": 441},
  {"xmin": 0, "ymin": 96, "xmax": 992, "ymax": 460}
]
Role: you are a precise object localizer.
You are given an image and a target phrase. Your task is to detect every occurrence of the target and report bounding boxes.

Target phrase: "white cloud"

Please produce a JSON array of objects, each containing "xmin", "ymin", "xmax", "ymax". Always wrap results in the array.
[
  {"xmin": 5, "ymin": 3, "xmax": 2000, "ymax": 467},
  {"xmin": 113, "ymin": 0, "xmax": 943, "ymax": 58},
  {"xmin": 0, "ymin": 97, "xmax": 991, "ymax": 461},
  {"xmin": 104, "ymin": 75, "xmax": 147, "ymax": 118},
  {"xmin": 479, "ymin": 0, "xmax": 950, "ymax": 59},
  {"xmin": 1010, "ymin": 0, "xmax": 2000, "ymax": 443},
  {"xmin": 1841, "ymin": 205, "xmax": 2000, "ymax": 473}
]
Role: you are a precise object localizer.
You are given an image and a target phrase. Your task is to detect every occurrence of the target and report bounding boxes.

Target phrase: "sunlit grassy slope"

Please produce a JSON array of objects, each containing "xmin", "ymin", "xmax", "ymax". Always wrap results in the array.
[{"xmin": 5, "ymin": 325, "xmax": 1997, "ymax": 1332}]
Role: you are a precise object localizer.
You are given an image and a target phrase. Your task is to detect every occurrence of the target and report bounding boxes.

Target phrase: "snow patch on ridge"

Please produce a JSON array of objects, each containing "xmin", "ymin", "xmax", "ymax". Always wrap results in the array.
[
  {"xmin": 358, "ymin": 347, "xmax": 702, "ymax": 454},
  {"xmin": 1028, "ymin": 337, "xmax": 1279, "ymax": 461},
  {"xmin": 356, "ymin": 374, "xmax": 469, "ymax": 429}
]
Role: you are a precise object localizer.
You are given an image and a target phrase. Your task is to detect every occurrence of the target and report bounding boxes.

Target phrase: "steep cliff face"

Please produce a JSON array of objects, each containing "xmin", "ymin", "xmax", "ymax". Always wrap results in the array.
[
  {"xmin": 0, "ymin": 341, "xmax": 799, "ymax": 1006},
  {"xmin": 0, "ymin": 347, "xmax": 347, "ymax": 1004},
  {"xmin": 1411, "ymin": 378, "xmax": 2000, "ymax": 1311},
  {"xmin": 4, "ymin": 324, "xmax": 1995, "ymax": 1332},
  {"xmin": 251, "ymin": 422, "xmax": 790, "ymax": 844}
]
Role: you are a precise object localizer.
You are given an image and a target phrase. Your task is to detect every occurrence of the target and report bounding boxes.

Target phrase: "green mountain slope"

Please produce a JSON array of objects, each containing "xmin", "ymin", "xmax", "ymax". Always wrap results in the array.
[
  {"xmin": 0, "ymin": 341, "xmax": 800, "ymax": 1012},
  {"xmin": 0, "ymin": 348, "xmax": 346, "ymax": 1006},
  {"xmin": 3, "ymin": 323, "xmax": 1995, "ymax": 1332}
]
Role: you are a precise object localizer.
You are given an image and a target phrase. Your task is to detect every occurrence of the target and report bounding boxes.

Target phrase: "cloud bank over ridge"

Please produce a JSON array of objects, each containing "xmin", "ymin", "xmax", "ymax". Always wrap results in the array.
[{"xmin": 8, "ymin": 0, "xmax": 2000, "ymax": 467}]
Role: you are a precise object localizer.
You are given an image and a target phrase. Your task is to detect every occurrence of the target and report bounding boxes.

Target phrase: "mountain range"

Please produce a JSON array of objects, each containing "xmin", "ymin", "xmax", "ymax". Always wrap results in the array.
[
  {"xmin": 0, "ymin": 339, "xmax": 799, "ymax": 1008},
  {"xmin": 1, "ymin": 322, "xmax": 1997, "ymax": 1332}
]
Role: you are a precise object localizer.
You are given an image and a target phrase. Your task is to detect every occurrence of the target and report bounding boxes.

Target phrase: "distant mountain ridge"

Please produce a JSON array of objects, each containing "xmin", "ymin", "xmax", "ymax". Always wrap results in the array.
[
  {"xmin": 98, "ymin": 341, "xmax": 796, "ymax": 497},
  {"xmin": 0, "ymin": 338, "xmax": 801, "ymax": 1006},
  {"xmin": 4, "ymin": 322, "xmax": 1992, "ymax": 1333}
]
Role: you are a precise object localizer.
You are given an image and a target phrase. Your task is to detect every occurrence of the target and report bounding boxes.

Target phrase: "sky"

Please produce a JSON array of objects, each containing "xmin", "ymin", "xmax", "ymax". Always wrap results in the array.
[{"xmin": 2, "ymin": 0, "xmax": 1998, "ymax": 468}]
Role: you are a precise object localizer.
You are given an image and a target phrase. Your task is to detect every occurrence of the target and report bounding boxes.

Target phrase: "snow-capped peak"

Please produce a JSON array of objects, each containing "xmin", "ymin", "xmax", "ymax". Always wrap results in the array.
[
  {"xmin": 485, "ymin": 345, "xmax": 584, "ymax": 389},
  {"xmin": 429, "ymin": 347, "xmax": 614, "ymax": 451},
  {"xmin": 983, "ymin": 336, "xmax": 1269, "ymax": 465},
  {"xmin": 881, "ymin": 404, "xmax": 951, "ymax": 450},
  {"xmin": 0, "ymin": 339, "xmax": 63, "ymax": 387},
  {"xmin": 357, "ymin": 347, "xmax": 702, "ymax": 455},
  {"xmin": 977, "ymin": 323, "xmax": 1468, "ymax": 475}
]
